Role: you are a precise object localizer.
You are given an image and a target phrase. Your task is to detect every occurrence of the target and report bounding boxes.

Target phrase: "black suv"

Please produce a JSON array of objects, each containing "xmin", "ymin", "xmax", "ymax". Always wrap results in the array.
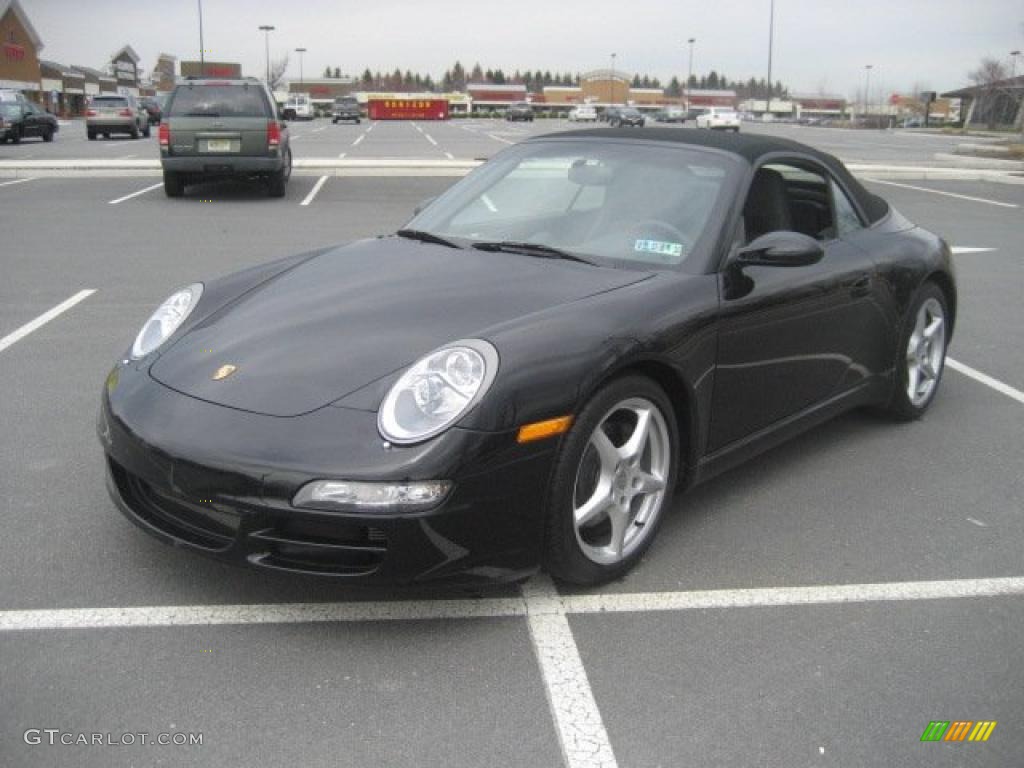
[
  {"xmin": 0, "ymin": 101, "xmax": 58, "ymax": 143},
  {"xmin": 505, "ymin": 102, "xmax": 534, "ymax": 122},
  {"xmin": 159, "ymin": 78, "xmax": 291, "ymax": 198},
  {"xmin": 331, "ymin": 97, "xmax": 361, "ymax": 124}
]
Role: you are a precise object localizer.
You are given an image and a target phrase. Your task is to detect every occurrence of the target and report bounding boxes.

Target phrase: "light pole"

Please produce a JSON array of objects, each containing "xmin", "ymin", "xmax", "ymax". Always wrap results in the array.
[
  {"xmin": 198, "ymin": 0, "xmax": 205, "ymax": 75},
  {"xmin": 687, "ymin": 38, "xmax": 695, "ymax": 108},
  {"xmin": 1012, "ymin": 50, "xmax": 1021, "ymax": 78},
  {"xmin": 258, "ymin": 25, "xmax": 275, "ymax": 85},
  {"xmin": 610, "ymin": 52, "xmax": 617, "ymax": 106},
  {"xmin": 765, "ymin": 0, "xmax": 775, "ymax": 117},
  {"xmin": 295, "ymin": 47, "xmax": 307, "ymax": 91},
  {"xmin": 864, "ymin": 64, "xmax": 873, "ymax": 120}
]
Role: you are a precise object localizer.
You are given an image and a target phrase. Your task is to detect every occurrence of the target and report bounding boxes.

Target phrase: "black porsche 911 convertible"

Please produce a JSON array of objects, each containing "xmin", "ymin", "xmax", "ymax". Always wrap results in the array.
[{"xmin": 99, "ymin": 129, "xmax": 956, "ymax": 586}]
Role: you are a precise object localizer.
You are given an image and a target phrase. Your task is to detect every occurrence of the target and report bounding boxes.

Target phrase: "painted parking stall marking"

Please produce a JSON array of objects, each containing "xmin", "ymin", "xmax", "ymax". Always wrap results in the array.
[
  {"xmin": 300, "ymin": 175, "xmax": 329, "ymax": 206},
  {"xmin": 946, "ymin": 357, "xmax": 1024, "ymax": 406},
  {"xmin": 950, "ymin": 247, "xmax": 996, "ymax": 255},
  {"xmin": 0, "ymin": 289, "xmax": 96, "ymax": 354},
  {"xmin": 863, "ymin": 178, "xmax": 1019, "ymax": 208},
  {"xmin": 0, "ymin": 177, "xmax": 36, "ymax": 187},
  {"xmin": 108, "ymin": 182, "xmax": 162, "ymax": 205}
]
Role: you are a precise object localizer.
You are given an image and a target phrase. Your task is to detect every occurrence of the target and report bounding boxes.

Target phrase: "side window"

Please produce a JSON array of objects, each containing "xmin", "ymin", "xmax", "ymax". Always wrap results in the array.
[
  {"xmin": 831, "ymin": 179, "xmax": 864, "ymax": 238},
  {"xmin": 745, "ymin": 162, "xmax": 831, "ymax": 243}
]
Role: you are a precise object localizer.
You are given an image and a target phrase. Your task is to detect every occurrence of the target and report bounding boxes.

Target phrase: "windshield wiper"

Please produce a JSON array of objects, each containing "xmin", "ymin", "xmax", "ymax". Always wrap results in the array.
[
  {"xmin": 395, "ymin": 229, "xmax": 464, "ymax": 249},
  {"xmin": 472, "ymin": 241, "xmax": 596, "ymax": 265}
]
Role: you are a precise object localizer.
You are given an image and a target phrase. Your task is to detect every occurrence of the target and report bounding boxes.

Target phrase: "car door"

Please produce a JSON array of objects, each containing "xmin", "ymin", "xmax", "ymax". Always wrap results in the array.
[
  {"xmin": 22, "ymin": 103, "xmax": 40, "ymax": 137},
  {"xmin": 707, "ymin": 158, "xmax": 887, "ymax": 453}
]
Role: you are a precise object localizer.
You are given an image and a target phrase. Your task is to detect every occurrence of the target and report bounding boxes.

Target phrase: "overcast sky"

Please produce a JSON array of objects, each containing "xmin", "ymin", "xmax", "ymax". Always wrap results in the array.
[{"xmin": 28, "ymin": 0, "xmax": 1023, "ymax": 97}]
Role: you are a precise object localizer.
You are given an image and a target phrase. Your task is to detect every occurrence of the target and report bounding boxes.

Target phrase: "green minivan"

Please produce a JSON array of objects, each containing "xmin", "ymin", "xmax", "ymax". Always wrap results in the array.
[{"xmin": 159, "ymin": 78, "xmax": 292, "ymax": 198}]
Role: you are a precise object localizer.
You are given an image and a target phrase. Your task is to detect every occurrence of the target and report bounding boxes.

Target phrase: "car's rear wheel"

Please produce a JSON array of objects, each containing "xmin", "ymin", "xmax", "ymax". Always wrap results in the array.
[
  {"xmin": 887, "ymin": 282, "xmax": 948, "ymax": 420},
  {"xmin": 267, "ymin": 148, "xmax": 291, "ymax": 197},
  {"xmin": 130, "ymin": 123, "xmax": 139, "ymax": 139},
  {"xmin": 43, "ymin": 127, "xmax": 54, "ymax": 142},
  {"xmin": 163, "ymin": 170, "xmax": 184, "ymax": 198},
  {"xmin": 544, "ymin": 375, "xmax": 678, "ymax": 585},
  {"xmin": 143, "ymin": 123, "xmax": 151, "ymax": 138}
]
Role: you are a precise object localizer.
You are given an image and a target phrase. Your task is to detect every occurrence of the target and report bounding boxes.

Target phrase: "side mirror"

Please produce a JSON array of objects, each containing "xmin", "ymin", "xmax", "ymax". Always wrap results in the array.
[
  {"xmin": 737, "ymin": 231, "xmax": 824, "ymax": 268},
  {"xmin": 413, "ymin": 196, "xmax": 437, "ymax": 216}
]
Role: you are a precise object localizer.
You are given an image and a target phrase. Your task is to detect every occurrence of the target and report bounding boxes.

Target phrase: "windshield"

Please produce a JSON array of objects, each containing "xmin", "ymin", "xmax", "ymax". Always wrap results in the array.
[
  {"xmin": 0, "ymin": 103, "xmax": 22, "ymax": 117},
  {"xmin": 168, "ymin": 86, "xmax": 269, "ymax": 117},
  {"xmin": 407, "ymin": 140, "xmax": 739, "ymax": 271},
  {"xmin": 92, "ymin": 97, "xmax": 128, "ymax": 108}
]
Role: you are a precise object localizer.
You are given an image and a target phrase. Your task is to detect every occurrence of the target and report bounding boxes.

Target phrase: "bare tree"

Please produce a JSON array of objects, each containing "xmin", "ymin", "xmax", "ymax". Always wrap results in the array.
[
  {"xmin": 268, "ymin": 53, "xmax": 290, "ymax": 91},
  {"xmin": 968, "ymin": 58, "xmax": 1009, "ymax": 129}
]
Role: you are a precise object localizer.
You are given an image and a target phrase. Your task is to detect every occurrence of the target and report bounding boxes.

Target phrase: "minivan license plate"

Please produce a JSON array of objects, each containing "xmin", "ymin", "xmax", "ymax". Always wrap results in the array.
[{"xmin": 205, "ymin": 139, "xmax": 232, "ymax": 152}]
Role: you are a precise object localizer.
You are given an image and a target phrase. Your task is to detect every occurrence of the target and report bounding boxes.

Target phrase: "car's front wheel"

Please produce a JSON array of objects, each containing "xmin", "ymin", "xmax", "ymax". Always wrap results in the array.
[
  {"xmin": 887, "ymin": 282, "xmax": 949, "ymax": 420},
  {"xmin": 544, "ymin": 375, "xmax": 678, "ymax": 585}
]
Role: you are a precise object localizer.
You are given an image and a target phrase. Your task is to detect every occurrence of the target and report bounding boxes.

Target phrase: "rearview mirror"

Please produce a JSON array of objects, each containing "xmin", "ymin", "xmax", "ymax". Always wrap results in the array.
[{"xmin": 737, "ymin": 231, "xmax": 824, "ymax": 268}]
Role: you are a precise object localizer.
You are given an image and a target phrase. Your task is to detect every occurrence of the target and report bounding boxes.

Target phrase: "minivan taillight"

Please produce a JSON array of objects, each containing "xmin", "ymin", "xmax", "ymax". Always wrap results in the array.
[
  {"xmin": 86, "ymin": 109, "xmax": 97, "ymax": 117},
  {"xmin": 158, "ymin": 122, "xmax": 170, "ymax": 148},
  {"xmin": 267, "ymin": 120, "xmax": 281, "ymax": 149},
  {"xmin": 119, "ymin": 108, "xmax": 133, "ymax": 117}
]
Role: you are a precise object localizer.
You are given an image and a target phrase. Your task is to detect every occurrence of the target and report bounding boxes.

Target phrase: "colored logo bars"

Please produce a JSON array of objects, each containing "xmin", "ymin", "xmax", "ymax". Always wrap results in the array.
[{"xmin": 921, "ymin": 721, "xmax": 997, "ymax": 742}]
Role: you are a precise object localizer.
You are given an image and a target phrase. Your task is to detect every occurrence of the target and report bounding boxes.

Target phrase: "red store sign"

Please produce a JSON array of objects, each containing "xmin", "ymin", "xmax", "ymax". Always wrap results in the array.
[{"xmin": 3, "ymin": 42, "xmax": 26, "ymax": 62}]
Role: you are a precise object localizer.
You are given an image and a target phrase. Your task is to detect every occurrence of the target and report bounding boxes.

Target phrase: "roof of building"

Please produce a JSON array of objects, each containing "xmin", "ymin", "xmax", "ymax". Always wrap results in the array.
[
  {"xmin": 70, "ymin": 65, "xmax": 105, "ymax": 79},
  {"xmin": 40, "ymin": 60, "xmax": 81, "ymax": 78},
  {"xmin": 466, "ymin": 83, "xmax": 526, "ymax": 92},
  {"xmin": 529, "ymin": 127, "xmax": 889, "ymax": 223},
  {"xmin": 111, "ymin": 45, "xmax": 141, "ymax": 64},
  {"xmin": 0, "ymin": 0, "xmax": 43, "ymax": 50},
  {"xmin": 942, "ymin": 75, "xmax": 1024, "ymax": 98}
]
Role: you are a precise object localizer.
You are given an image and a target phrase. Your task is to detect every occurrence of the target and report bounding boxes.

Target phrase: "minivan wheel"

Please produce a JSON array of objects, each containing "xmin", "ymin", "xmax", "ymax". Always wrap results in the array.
[
  {"xmin": 130, "ymin": 124, "xmax": 139, "ymax": 139},
  {"xmin": 544, "ymin": 375, "xmax": 678, "ymax": 585},
  {"xmin": 267, "ymin": 149, "xmax": 291, "ymax": 197}
]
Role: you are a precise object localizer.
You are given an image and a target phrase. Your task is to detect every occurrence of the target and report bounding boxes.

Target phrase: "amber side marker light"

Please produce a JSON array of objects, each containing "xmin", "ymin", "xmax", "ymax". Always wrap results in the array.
[{"xmin": 517, "ymin": 415, "xmax": 574, "ymax": 444}]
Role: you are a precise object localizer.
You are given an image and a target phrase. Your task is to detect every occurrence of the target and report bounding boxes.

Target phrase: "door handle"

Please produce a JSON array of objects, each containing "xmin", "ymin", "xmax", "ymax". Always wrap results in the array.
[{"xmin": 850, "ymin": 275, "xmax": 872, "ymax": 298}]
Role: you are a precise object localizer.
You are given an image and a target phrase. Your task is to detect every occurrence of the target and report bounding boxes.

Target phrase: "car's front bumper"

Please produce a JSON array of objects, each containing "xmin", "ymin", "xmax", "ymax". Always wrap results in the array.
[{"xmin": 98, "ymin": 362, "xmax": 557, "ymax": 584}]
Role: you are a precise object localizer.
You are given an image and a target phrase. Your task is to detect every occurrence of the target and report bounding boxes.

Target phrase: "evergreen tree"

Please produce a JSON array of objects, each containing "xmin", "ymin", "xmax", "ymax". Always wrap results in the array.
[
  {"xmin": 451, "ymin": 61, "xmax": 466, "ymax": 91},
  {"xmin": 493, "ymin": 69, "xmax": 506, "ymax": 84},
  {"xmin": 543, "ymin": 70, "xmax": 553, "ymax": 86},
  {"xmin": 667, "ymin": 76, "xmax": 681, "ymax": 97},
  {"xmin": 651, "ymin": 77, "xmax": 661, "ymax": 89},
  {"xmin": 707, "ymin": 71, "xmax": 719, "ymax": 89},
  {"xmin": 442, "ymin": 70, "xmax": 453, "ymax": 91},
  {"xmin": 631, "ymin": 74, "xmax": 641, "ymax": 88},
  {"xmin": 470, "ymin": 62, "xmax": 484, "ymax": 82},
  {"xmin": 323, "ymin": 66, "xmax": 330, "ymax": 77},
  {"xmin": 361, "ymin": 68, "xmax": 373, "ymax": 87},
  {"xmin": 688, "ymin": 74, "xmax": 698, "ymax": 89}
]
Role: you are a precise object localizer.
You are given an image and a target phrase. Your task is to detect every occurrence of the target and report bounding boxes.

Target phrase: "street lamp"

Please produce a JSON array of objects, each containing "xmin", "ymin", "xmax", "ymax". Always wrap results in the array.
[
  {"xmin": 258, "ymin": 25, "xmax": 275, "ymax": 85},
  {"xmin": 197, "ymin": 0, "xmax": 205, "ymax": 75},
  {"xmin": 686, "ymin": 38, "xmax": 695, "ymax": 108},
  {"xmin": 610, "ymin": 52, "xmax": 617, "ymax": 106},
  {"xmin": 1012, "ymin": 50, "xmax": 1021, "ymax": 78},
  {"xmin": 295, "ymin": 47, "xmax": 307, "ymax": 91},
  {"xmin": 864, "ymin": 64, "xmax": 873, "ymax": 120},
  {"xmin": 765, "ymin": 0, "xmax": 775, "ymax": 117}
]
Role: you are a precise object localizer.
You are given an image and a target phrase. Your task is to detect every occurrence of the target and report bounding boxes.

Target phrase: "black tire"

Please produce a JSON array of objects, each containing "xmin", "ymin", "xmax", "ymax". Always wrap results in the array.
[
  {"xmin": 11, "ymin": 128, "xmax": 21, "ymax": 144},
  {"xmin": 43, "ymin": 127, "xmax": 54, "ymax": 142},
  {"xmin": 143, "ymin": 123, "xmax": 151, "ymax": 138},
  {"xmin": 543, "ymin": 375, "xmax": 679, "ymax": 585},
  {"xmin": 130, "ymin": 123, "xmax": 140, "ymax": 139},
  {"xmin": 332, "ymin": 118, "xmax": 338, "ymax": 124},
  {"xmin": 87, "ymin": 130, "xmax": 95, "ymax": 141},
  {"xmin": 103, "ymin": 132, "xmax": 110, "ymax": 139},
  {"xmin": 163, "ymin": 170, "xmax": 184, "ymax": 198},
  {"xmin": 267, "ymin": 148, "xmax": 291, "ymax": 198},
  {"xmin": 886, "ymin": 282, "xmax": 949, "ymax": 421}
]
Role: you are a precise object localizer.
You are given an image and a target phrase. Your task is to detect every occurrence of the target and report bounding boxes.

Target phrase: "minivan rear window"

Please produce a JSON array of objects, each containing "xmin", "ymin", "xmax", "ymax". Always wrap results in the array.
[
  {"xmin": 168, "ymin": 86, "xmax": 269, "ymax": 118},
  {"xmin": 92, "ymin": 97, "xmax": 129, "ymax": 108}
]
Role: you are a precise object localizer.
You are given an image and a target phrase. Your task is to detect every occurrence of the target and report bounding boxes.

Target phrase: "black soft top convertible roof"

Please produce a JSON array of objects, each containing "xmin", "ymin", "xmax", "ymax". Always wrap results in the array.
[{"xmin": 538, "ymin": 127, "xmax": 890, "ymax": 224}]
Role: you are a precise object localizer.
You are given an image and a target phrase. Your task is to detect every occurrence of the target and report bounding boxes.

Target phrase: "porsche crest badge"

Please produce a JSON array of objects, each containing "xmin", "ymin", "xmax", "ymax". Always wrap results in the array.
[{"xmin": 212, "ymin": 364, "xmax": 238, "ymax": 381}]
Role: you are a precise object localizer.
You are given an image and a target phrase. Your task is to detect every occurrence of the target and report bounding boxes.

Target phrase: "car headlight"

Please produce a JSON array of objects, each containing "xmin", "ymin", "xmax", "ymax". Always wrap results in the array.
[
  {"xmin": 378, "ymin": 339, "xmax": 499, "ymax": 444},
  {"xmin": 130, "ymin": 283, "xmax": 203, "ymax": 359}
]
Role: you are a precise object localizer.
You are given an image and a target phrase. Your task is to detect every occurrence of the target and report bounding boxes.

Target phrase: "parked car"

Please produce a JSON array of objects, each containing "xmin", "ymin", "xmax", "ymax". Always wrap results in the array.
[
  {"xmin": 0, "ymin": 89, "xmax": 30, "ymax": 104},
  {"xmin": 568, "ymin": 105, "xmax": 598, "ymax": 122},
  {"xmin": 283, "ymin": 93, "xmax": 315, "ymax": 121},
  {"xmin": 506, "ymin": 102, "xmax": 534, "ymax": 122},
  {"xmin": 685, "ymin": 107, "xmax": 708, "ymax": 122},
  {"xmin": 159, "ymin": 77, "xmax": 291, "ymax": 197},
  {"xmin": 610, "ymin": 107, "xmax": 645, "ymax": 127},
  {"xmin": 138, "ymin": 96, "xmax": 163, "ymax": 125},
  {"xmin": 86, "ymin": 94, "xmax": 150, "ymax": 139},
  {"xmin": 655, "ymin": 107, "xmax": 686, "ymax": 123},
  {"xmin": 98, "ymin": 130, "xmax": 956, "ymax": 585},
  {"xmin": 696, "ymin": 107, "xmax": 741, "ymax": 132},
  {"xmin": 0, "ymin": 100, "xmax": 59, "ymax": 143},
  {"xmin": 331, "ymin": 96, "xmax": 361, "ymax": 124},
  {"xmin": 601, "ymin": 106, "xmax": 621, "ymax": 123}
]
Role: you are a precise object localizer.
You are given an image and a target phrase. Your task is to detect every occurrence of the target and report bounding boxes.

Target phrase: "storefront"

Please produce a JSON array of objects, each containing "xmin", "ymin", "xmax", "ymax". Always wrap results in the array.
[
  {"xmin": 180, "ymin": 60, "xmax": 241, "ymax": 79},
  {"xmin": 71, "ymin": 65, "xmax": 101, "ymax": 98},
  {"xmin": 109, "ymin": 45, "xmax": 140, "ymax": 96},
  {"xmin": 0, "ymin": 0, "xmax": 43, "ymax": 102},
  {"xmin": 288, "ymin": 77, "xmax": 356, "ymax": 108},
  {"xmin": 40, "ymin": 59, "xmax": 85, "ymax": 116}
]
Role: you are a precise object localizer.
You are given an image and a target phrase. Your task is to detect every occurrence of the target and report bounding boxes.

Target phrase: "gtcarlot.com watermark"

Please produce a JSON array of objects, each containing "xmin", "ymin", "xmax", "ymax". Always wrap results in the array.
[{"xmin": 24, "ymin": 729, "xmax": 203, "ymax": 747}]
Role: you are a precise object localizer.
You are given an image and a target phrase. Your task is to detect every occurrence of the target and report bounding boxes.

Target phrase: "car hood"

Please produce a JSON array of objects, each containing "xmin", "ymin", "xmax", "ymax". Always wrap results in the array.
[{"xmin": 149, "ymin": 237, "xmax": 651, "ymax": 417}]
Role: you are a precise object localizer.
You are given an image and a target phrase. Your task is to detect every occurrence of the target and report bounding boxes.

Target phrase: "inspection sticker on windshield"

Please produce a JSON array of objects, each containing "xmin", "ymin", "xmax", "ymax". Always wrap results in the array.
[{"xmin": 634, "ymin": 239, "xmax": 683, "ymax": 258}]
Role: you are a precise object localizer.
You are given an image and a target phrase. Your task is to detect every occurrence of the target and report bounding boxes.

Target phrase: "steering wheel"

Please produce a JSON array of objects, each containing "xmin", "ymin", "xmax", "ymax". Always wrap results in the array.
[{"xmin": 627, "ymin": 219, "xmax": 694, "ymax": 255}]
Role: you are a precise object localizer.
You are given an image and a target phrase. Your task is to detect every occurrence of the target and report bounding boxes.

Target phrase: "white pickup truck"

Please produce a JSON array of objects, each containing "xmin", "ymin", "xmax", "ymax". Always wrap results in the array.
[
  {"xmin": 283, "ymin": 93, "xmax": 315, "ymax": 121},
  {"xmin": 696, "ymin": 107, "xmax": 740, "ymax": 132}
]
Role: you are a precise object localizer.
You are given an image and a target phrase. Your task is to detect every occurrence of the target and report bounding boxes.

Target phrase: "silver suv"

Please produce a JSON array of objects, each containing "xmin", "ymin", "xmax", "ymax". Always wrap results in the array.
[
  {"xmin": 87, "ymin": 94, "xmax": 150, "ymax": 140},
  {"xmin": 159, "ymin": 78, "xmax": 292, "ymax": 198}
]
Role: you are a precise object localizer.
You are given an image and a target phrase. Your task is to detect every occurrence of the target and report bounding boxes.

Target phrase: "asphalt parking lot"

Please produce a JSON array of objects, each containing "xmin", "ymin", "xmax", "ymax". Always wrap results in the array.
[{"xmin": 1, "ymin": 127, "xmax": 1023, "ymax": 767}]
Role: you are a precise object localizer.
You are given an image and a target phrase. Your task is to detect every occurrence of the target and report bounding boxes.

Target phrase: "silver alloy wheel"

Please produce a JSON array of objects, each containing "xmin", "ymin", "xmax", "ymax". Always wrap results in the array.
[
  {"xmin": 906, "ymin": 297, "xmax": 946, "ymax": 407},
  {"xmin": 572, "ymin": 397, "xmax": 671, "ymax": 565}
]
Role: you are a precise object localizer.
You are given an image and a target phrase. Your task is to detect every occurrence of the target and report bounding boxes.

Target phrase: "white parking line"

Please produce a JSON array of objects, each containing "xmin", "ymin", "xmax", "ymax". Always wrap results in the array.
[
  {"xmin": 863, "ymin": 178, "xmax": 1019, "ymax": 208},
  {"xmin": 108, "ymin": 182, "xmax": 162, "ymax": 205},
  {"xmin": 950, "ymin": 247, "xmax": 996, "ymax": 255},
  {"xmin": 300, "ymin": 175, "xmax": 329, "ymax": 206},
  {"xmin": 424, "ymin": 133, "xmax": 438, "ymax": 146},
  {"xmin": 4, "ymin": 576, "xmax": 1022, "ymax": 631},
  {"xmin": 0, "ymin": 177, "xmax": 36, "ymax": 187},
  {"xmin": 352, "ymin": 134, "xmax": 365, "ymax": 146},
  {"xmin": 337, "ymin": 152, "xmax": 346, "ymax": 159},
  {"xmin": 445, "ymin": 152, "xmax": 454, "ymax": 160},
  {"xmin": 947, "ymin": 357, "xmax": 1024, "ymax": 405},
  {"xmin": 486, "ymin": 133, "xmax": 516, "ymax": 145},
  {"xmin": 0, "ymin": 290, "xmax": 96, "ymax": 354},
  {"xmin": 524, "ymin": 577, "xmax": 619, "ymax": 768}
]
